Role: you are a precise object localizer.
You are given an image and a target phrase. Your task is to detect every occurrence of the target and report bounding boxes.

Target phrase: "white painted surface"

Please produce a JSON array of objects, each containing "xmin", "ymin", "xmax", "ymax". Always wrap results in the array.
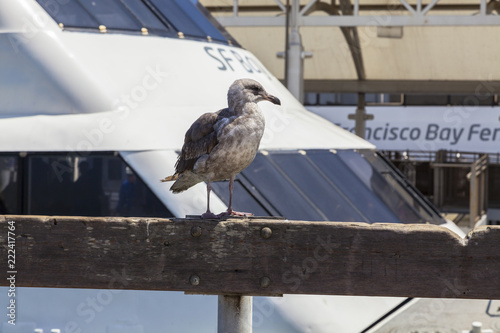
[{"xmin": 309, "ymin": 106, "xmax": 500, "ymax": 153}]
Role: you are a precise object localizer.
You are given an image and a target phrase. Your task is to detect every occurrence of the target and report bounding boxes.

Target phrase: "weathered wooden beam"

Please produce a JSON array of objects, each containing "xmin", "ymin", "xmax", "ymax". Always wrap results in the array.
[{"xmin": 1, "ymin": 215, "xmax": 499, "ymax": 299}]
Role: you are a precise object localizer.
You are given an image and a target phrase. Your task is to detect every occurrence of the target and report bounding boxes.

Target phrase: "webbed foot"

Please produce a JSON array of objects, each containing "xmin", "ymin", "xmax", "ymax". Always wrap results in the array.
[
  {"xmin": 201, "ymin": 211, "xmax": 219, "ymax": 219},
  {"xmin": 218, "ymin": 209, "xmax": 254, "ymax": 218}
]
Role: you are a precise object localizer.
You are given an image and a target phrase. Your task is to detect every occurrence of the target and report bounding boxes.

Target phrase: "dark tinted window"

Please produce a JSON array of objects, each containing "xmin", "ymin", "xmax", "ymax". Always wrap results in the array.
[
  {"xmin": 366, "ymin": 152, "xmax": 442, "ymax": 222},
  {"xmin": 268, "ymin": 152, "xmax": 367, "ymax": 222},
  {"xmin": 78, "ymin": 0, "xmax": 142, "ymax": 30},
  {"xmin": 240, "ymin": 154, "xmax": 326, "ymax": 221},
  {"xmin": 211, "ymin": 149, "xmax": 444, "ymax": 224},
  {"xmin": 306, "ymin": 150, "xmax": 399, "ymax": 222},
  {"xmin": 338, "ymin": 150, "xmax": 425, "ymax": 223},
  {"xmin": 0, "ymin": 156, "xmax": 19, "ymax": 214},
  {"xmin": 1, "ymin": 153, "xmax": 172, "ymax": 217},
  {"xmin": 148, "ymin": 0, "xmax": 228, "ymax": 41},
  {"xmin": 449, "ymin": 94, "xmax": 495, "ymax": 106},
  {"xmin": 404, "ymin": 94, "xmax": 448, "ymax": 106},
  {"xmin": 121, "ymin": 0, "xmax": 168, "ymax": 33},
  {"xmin": 36, "ymin": 0, "xmax": 234, "ymax": 43},
  {"xmin": 37, "ymin": 0, "xmax": 98, "ymax": 28}
]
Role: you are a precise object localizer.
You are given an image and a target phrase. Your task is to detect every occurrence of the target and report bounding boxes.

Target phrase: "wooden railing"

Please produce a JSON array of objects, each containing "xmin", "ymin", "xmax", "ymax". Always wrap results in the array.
[
  {"xmin": 2, "ymin": 215, "xmax": 499, "ymax": 298},
  {"xmin": 2, "ymin": 215, "xmax": 499, "ymax": 332}
]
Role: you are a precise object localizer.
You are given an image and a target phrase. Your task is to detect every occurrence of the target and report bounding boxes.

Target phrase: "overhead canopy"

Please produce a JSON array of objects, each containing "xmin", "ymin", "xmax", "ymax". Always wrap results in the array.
[{"xmin": 202, "ymin": 0, "xmax": 500, "ymax": 93}]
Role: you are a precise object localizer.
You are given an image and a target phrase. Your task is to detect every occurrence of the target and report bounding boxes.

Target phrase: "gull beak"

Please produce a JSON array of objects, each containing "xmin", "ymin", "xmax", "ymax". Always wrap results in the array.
[{"xmin": 264, "ymin": 93, "xmax": 281, "ymax": 106}]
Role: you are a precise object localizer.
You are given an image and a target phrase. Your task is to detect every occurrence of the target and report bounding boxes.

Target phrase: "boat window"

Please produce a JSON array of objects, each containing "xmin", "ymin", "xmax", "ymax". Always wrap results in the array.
[
  {"xmin": 0, "ymin": 156, "xmax": 19, "ymax": 214},
  {"xmin": 36, "ymin": 0, "xmax": 99, "ymax": 28},
  {"xmin": 77, "ymin": 0, "xmax": 143, "ymax": 31},
  {"xmin": 211, "ymin": 149, "xmax": 444, "ymax": 224},
  {"xmin": 148, "ymin": 0, "xmax": 227, "ymax": 41},
  {"xmin": 238, "ymin": 154, "xmax": 327, "ymax": 221},
  {"xmin": 35, "ymin": 0, "xmax": 236, "ymax": 44},
  {"xmin": 362, "ymin": 151, "xmax": 441, "ymax": 223},
  {"xmin": 267, "ymin": 152, "xmax": 369, "ymax": 222},
  {"xmin": 306, "ymin": 150, "xmax": 400, "ymax": 223},
  {"xmin": 120, "ymin": 0, "xmax": 169, "ymax": 33},
  {"xmin": 337, "ymin": 150, "xmax": 425, "ymax": 223},
  {"xmin": 1, "ymin": 153, "xmax": 172, "ymax": 217}
]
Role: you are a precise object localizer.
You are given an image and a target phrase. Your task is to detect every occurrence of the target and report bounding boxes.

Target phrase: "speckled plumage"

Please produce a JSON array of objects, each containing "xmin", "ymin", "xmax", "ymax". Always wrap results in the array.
[{"xmin": 161, "ymin": 78, "xmax": 281, "ymax": 218}]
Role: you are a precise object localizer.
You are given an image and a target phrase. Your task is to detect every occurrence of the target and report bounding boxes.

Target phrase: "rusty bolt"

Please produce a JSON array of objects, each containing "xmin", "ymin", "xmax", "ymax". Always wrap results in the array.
[
  {"xmin": 189, "ymin": 274, "xmax": 200, "ymax": 286},
  {"xmin": 260, "ymin": 227, "xmax": 272, "ymax": 239},
  {"xmin": 191, "ymin": 226, "xmax": 202, "ymax": 237},
  {"xmin": 260, "ymin": 276, "xmax": 271, "ymax": 288}
]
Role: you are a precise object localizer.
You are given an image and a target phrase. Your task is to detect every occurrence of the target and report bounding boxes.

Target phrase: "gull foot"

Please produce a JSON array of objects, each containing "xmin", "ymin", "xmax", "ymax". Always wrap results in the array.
[
  {"xmin": 217, "ymin": 210, "xmax": 254, "ymax": 218},
  {"xmin": 201, "ymin": 211, "xmax": 219, "ymax": 219}
]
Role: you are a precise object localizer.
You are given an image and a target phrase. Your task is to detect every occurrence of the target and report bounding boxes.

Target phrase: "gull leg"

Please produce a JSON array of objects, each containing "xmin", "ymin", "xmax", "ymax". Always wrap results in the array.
[
  {"xmin": 201, "ymin": 181, "xmax": 218, "ymax": 219},
  {"xmin": 228, "ymin": 175, "xmax": 234, "ymax": 213},
  {"xmin": 218, "ymin": 176, "xmax": 253, "ymax": 217}
]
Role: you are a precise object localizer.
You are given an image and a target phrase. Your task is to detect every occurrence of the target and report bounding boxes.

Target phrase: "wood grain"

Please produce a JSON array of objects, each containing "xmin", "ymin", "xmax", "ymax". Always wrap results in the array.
[{"xmin": 1, "ymin": 215, "xmax": 499, "ymax": 299}]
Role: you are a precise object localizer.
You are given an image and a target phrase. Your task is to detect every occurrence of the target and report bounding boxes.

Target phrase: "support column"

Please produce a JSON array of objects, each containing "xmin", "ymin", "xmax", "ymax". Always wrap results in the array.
[
  {"xmin": 348, "ymin": 93, "xmax": 373, "ymax": 139},
  {"xmin": 217, "ymin": 295, "xmax": 253, "ymax": 333},
  {"xmin": 286, "ymin": 0, "xmax": 304, "ymax": 103}
]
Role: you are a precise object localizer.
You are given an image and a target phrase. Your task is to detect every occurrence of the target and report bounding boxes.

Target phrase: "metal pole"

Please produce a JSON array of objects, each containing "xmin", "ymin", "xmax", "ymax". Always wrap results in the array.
[
  {"xmin": 217, "ymin": 295, "xmax": 253, "ymax": 333},
  {"xmin": 470, "ymin": 160, "xmax": 478, "ymax": 228},
  {"xmin": 284, "ymin": 0, "xmax": 290, "ymax": 88},
  {"xmin": 286, "ymin": 0, "xmax": 304, "ymax": 103},
  {"xmin": 233, "ymin": 0, "xmax": 239, "ymax": 17}
]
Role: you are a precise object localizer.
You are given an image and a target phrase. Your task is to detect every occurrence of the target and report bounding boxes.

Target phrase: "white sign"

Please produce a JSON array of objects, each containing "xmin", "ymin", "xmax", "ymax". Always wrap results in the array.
[{"xmin": 308, "ymin": 106, "xmax": 500, "ymax": 153}]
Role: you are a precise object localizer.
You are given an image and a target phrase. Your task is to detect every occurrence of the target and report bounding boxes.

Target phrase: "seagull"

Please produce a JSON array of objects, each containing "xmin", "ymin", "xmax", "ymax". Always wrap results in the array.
[{"xmin": 161, "ymin": 78, "xmax": 281, "ymax": 219}]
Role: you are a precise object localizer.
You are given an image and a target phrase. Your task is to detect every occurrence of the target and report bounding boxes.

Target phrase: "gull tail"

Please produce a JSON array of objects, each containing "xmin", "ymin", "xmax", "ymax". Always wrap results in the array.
[
  {"xmin": 166, "ymin": 171, "xmax": 204, "ymax": 194},
  {"xmin": 161, "ymin": 174, "xmax": 178, "ymax": 182}
]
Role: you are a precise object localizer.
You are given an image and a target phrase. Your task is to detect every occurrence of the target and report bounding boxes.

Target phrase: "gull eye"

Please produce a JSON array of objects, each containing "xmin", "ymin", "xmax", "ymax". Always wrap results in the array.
[{"xmin": 249, "ymin": 85, "xmax": 261, "ymax": 95}]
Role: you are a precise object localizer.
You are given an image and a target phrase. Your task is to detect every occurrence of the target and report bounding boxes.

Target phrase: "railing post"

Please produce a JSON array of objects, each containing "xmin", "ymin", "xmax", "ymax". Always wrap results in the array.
[
  {"xmin": 218, "ymin": 295, "xmax": 253, "ymax": 333},
  {"xmin": 470, "ymin": 160, "xmax": 478, "ymax": 228},
  {"xmin": 469, "ymin": 154, "xmax": 488, "ymax": 228}
]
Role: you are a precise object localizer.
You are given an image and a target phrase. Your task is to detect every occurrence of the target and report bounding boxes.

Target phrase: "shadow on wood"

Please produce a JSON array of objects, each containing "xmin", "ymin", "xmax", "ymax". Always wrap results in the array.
[{"xmin": 1, "ymin": 215, "xmax": 499, "ymax": 299}]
